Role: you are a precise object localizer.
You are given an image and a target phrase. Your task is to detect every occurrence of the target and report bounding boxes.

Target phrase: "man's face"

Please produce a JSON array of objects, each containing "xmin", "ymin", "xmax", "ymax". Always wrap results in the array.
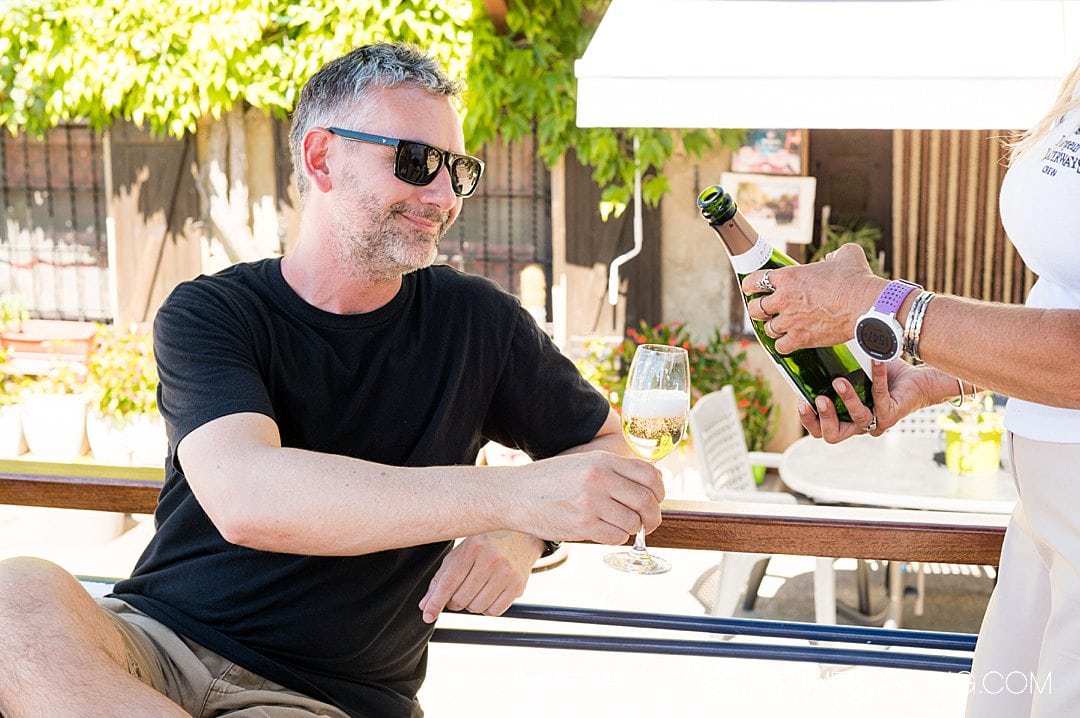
[{"xmin": 326, "ymin": 85, "xmax": 466, "ymax": 282}]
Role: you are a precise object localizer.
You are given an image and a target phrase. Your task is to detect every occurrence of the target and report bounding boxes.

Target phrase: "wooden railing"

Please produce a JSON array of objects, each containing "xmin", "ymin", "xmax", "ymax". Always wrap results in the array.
[
  {"xmin": 0, "ymin": 459, "xmax": 1007, "ymax": 564},
  {"xmin": 1, "ymin": 458, "xmax": 1006, "ymax": 672}
]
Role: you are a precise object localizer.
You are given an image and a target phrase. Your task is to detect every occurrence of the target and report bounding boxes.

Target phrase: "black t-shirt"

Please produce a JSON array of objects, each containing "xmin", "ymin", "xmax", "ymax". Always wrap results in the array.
[{"xmin": 110, "ymin": 259, "xmax": 609, "ymax": 717}]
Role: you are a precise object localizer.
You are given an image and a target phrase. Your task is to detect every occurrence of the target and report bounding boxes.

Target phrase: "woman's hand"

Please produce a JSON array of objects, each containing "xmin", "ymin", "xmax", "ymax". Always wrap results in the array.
[
  {"xmin": 741, "ymin": 244, "xmax": 887, "ymax": 354},
  {"xmin": 799, "ymin": 359, "xmax": 938, "ymax": 443}
]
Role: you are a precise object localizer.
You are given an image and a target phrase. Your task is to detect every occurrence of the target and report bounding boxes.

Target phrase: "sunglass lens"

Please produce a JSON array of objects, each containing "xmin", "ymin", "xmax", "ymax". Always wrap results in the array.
[
  {"xmin": 450, "ymin": 157, "xmax": 482, "ymax": 197},
  {"xmin": 396, "ymin": 142, "xmax": 442, "ymax": 185}
]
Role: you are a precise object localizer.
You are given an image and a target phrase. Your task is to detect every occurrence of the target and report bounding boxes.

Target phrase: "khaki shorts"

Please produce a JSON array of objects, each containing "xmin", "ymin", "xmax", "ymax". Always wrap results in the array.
[{"xmin": 97, "ymin": 597, "xmax": 349, "ymax": 717}]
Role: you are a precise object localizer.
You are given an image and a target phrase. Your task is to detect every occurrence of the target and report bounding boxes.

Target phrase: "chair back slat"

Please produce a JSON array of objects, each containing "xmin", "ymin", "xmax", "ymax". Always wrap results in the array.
[
  {"xmin": 892, "ymin": 404, "xmax": 949, "ymax": 438},
  {"xmin": 689, "ymin": 386, "xmax": 755, "ymax": 496}
]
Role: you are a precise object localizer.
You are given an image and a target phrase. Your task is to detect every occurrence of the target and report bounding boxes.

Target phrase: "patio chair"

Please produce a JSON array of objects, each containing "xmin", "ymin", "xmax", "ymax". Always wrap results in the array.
[
  {"xmin": 892, "ymin": 403, "xmax": 949, "ymax": 438},
  {"xmin": 689, "ymin": 386, "xmax": 837, "ymax": 623}
]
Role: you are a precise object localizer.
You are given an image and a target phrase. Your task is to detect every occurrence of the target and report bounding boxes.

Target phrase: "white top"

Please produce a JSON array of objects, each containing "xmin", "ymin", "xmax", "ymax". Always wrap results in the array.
[{"xmin": 998, "ymin": 86, "xmax": 1080, "ymax": 443}]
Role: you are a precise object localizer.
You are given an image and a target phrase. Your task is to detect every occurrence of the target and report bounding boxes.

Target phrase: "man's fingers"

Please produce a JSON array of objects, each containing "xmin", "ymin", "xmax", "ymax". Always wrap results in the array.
[
  {"xmin": 607, "ymin": 477, "xmax": 663, "ymax": 532},
  {"xmin": 420, "ymin": 575, "xmax": 454, "ymax": 623},
  {"xmin": 609, "ymin": 456, "xmax": 665, "ymax": 503},
  {"xmin": 420, "ymin": 559, "xmax": 471, "ymax": 623},
  {"xmin": 462, "ymin": 580, "xmax": 503, "ymax": 615},
  {"xmin": 597, "ymin": 498, "xmax": 646, "ymax": 537},
  {"xmin": 445, "ymin": 575, "xmax": 484, "ymax": 613},
  {"xmin": 485, "ymin": 587, "xmax": 519, "ymax": 617}
]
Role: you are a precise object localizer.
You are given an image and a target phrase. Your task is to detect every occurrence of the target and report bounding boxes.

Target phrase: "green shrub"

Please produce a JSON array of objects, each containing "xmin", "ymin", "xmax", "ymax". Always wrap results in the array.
[{"xmin": 576, "ymin": 321, "xmax": 779, "ymax": 451}]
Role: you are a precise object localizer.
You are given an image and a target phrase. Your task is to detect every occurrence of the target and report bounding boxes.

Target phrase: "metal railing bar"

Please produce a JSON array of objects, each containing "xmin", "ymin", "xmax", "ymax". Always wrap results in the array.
[
  {"xmin": 500, "ymin": 603, "xmax": 978, "ymax": 652},
  {"xmin": 430, "ymin": 629, "xmax": 973, "ymax": 673}
]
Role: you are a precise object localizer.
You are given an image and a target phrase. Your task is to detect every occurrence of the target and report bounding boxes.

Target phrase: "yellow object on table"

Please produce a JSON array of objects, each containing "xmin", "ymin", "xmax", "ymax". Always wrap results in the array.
[{"xmin": 939, "ymin": 411, "xmax": 1004, "ymax": 476}]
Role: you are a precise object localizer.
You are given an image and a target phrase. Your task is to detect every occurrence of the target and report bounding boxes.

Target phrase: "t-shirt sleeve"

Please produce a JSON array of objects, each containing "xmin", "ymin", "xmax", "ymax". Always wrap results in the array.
[
  {"xmin": 484, "ymin": 305, "xmax": 610, "ymax": 460},
  {"xmin": 154, "ymin": 282, "xmax": 276, "ymax": 463}
]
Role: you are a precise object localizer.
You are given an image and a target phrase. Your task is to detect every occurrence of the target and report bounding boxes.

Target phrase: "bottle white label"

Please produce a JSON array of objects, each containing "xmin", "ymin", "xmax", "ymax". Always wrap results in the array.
[
  {"xmin": 845, "ymin": 338, "xmax": 874, "ymax": 375},
  {"xmin": 729, "ymin": 237, "xmax": 775, "ymax": 275}
]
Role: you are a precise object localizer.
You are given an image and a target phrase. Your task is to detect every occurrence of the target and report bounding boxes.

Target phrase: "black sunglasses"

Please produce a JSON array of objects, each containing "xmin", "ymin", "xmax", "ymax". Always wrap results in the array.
[{"xmin": 325, "ymin": 127, "xmax": 485, "ymax": 198}]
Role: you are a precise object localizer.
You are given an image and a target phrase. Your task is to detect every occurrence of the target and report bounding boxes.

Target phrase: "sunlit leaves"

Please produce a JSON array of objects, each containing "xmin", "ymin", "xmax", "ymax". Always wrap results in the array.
[
  {"xmin": 1, "ymin": 0, "xmax": 472, "ymax": 137},
  {"xmin": 0, "ymin": 0, "xmax": 739, "ymax": 213}
]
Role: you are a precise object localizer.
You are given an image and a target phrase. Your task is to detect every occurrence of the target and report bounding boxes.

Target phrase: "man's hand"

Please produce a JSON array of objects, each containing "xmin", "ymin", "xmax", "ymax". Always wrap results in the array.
[
  {"xmin": 418, "ymin": 531, "xmax": 542, "ymax": 624},
  {"xmin": 511, "ymin": 450, "xmax": 664, "ymax": 546}
]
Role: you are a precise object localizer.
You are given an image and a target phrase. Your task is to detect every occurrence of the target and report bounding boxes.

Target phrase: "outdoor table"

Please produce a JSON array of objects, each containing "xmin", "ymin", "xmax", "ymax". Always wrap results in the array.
[{"xmin": 780, "ymin": 433, "xmax": 1016, "ymax": 628}]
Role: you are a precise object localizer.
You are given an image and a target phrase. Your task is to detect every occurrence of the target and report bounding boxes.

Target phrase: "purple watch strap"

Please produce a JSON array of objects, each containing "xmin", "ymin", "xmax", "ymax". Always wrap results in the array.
[{"xmin": 873, "ymin": 280, "xmax": 921, "ymax": 316}]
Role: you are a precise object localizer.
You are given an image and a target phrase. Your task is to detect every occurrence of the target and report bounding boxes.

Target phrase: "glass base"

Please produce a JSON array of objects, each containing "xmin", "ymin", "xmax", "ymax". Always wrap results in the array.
[{"xmin": 604, "ymin": 549, "xmax": 671, "ymax": 575}]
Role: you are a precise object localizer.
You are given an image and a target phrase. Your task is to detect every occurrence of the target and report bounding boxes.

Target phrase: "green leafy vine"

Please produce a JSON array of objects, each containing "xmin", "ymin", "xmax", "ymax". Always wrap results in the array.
[{"xmin": 0, "ymin": 0, "xmax": 742, "ymax": 216}]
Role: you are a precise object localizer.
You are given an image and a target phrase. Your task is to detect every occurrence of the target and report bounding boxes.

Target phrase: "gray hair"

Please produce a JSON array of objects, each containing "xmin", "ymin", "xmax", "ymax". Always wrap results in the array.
[{"xmin": 289, "ymin": 42, "xmax": 462, "ymax": 199}]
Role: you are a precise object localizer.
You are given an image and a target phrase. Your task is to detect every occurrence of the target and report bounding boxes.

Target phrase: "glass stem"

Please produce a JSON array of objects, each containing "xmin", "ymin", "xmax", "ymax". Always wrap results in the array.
[{"xmin": 631, "ymin": 527, "xmax": 648, "ymax": 555}]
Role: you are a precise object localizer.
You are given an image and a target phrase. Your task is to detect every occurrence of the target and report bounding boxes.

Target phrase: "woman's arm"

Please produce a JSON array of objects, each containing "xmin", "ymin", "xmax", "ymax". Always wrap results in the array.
[{"xmin": 741, "ymin": 244, "xmax": 1080, "ymax": 410}]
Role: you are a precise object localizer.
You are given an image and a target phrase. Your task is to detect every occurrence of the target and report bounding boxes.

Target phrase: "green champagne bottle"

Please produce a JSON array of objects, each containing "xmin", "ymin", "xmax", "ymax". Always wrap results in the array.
[{"xmin": 696, "ymin": 184, "xmax": 873, "ymax": 422}]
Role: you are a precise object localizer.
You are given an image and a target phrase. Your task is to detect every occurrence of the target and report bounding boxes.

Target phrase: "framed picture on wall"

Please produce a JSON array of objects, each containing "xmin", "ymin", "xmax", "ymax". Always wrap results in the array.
[
  {"xmin": 731, "ymin": 129, "xmax": 806, "ymax": 176},
  {"xmin": 720, "ymin": 172, "xmax": 817, "ymax": 246}
]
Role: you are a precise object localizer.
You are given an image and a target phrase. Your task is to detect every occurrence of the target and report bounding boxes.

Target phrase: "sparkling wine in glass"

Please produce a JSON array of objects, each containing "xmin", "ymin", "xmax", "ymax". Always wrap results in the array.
[{"xmin": 604, "ymin": 344, "xmax": 690, "ymax": 575}]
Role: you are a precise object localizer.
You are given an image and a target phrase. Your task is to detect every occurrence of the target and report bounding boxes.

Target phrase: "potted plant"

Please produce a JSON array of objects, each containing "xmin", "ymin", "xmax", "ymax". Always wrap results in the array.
[
  {"xmin": 809, "ymin": 219, "xmax": 888, "ymax": 277},
  {"xmin": 85, "ymin": 324, "xmax": 164, "ymax": 466},
  {"xmin": 19, "ymin": 360, "xmax": 91, "ymax": 461}
]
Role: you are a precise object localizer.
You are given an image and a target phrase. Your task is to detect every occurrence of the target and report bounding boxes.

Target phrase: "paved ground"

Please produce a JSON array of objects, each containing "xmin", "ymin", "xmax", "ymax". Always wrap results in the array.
[{"xmin": 0, "ymin": 505, "xmax": 985, "ymax": 717}]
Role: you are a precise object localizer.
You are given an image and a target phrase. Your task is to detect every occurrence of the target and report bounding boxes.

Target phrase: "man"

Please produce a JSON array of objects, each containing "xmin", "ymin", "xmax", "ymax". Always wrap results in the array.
[{"xmin": 0, "ymin": 43, "xmax": 663, "ymax": 716}]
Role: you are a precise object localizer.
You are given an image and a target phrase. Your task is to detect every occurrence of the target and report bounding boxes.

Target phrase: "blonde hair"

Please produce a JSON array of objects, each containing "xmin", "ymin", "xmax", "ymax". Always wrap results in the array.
[{"xmin": 1008, "ymin": 57, "xmax": 1080, "ymax": 163}]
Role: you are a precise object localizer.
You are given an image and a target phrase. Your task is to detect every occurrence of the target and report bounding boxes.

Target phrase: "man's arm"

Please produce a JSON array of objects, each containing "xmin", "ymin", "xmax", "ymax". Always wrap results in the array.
[{"xmin": 177, "ymin": 409, "xmax": 662, "ymax": 556}]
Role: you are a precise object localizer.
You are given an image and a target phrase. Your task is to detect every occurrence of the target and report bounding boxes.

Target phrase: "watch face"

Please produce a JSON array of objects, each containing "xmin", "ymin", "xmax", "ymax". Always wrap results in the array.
[{"xmin": 856, "ymin": 317, "xmax": 900, "ymax": 361}]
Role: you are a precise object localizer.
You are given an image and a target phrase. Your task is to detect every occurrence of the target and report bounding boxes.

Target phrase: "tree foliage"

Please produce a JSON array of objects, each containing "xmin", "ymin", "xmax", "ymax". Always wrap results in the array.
[
  {"xmin": 0, "ymin": 0, "xmax": 741, "ymax": 216},
  {"xmin": 0, "ymin": 0, "xmax": 472, "ymax": 134}
]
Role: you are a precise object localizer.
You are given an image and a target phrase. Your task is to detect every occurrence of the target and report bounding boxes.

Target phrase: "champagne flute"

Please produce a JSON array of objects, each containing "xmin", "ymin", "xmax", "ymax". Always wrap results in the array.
[{"xmin": 604, "ymin": 344, "xmax": 690, "ymax": 575}]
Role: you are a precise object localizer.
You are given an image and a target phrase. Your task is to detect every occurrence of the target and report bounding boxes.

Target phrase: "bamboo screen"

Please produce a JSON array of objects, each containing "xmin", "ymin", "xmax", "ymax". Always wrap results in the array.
[{"xmin": 891, "ymin": 129, "xmax": 1036, "ymax": 304}]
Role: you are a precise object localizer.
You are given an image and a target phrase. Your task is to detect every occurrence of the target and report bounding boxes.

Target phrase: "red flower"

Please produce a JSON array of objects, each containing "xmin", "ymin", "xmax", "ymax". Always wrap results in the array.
[
  {"xmin": 738, "ymin": 399, "xmax": 750, "ymax": 408},
  {"xmin": 740, "ymin": 340, "xmax": 751, "ymax": 349}
]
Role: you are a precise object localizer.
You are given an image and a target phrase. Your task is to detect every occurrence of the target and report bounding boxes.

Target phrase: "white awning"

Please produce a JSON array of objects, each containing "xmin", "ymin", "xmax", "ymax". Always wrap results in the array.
[{"xmin": 575, "ymin": 0, "xmax": 1080, "ymax": 129}]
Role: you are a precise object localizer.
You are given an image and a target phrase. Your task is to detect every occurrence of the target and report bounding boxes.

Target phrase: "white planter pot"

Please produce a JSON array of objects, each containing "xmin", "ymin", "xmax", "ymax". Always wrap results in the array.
[
  {"xmin": 20, "ymin": 393, "xmax": 90, "ymax": 461},
  {"xmin": 0, "ymin": 405, "xmax": 27, "ymax": 458},
  {"xmin": 127, "ymin": 413, "xmax": 167, "ymax": 466},
  {"xmin": 86, "ymin": 411, "xmax": 133, "ymax": 465},
  {"xmin": 86, "ymin": 411, "xmax": 167, "ymax": 467}
]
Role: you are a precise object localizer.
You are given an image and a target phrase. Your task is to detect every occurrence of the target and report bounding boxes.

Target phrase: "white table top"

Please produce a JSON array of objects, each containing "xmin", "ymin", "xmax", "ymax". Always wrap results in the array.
[{"xmin": 780, "ymin": 433, "xmax": 1018, "ymax": 515}]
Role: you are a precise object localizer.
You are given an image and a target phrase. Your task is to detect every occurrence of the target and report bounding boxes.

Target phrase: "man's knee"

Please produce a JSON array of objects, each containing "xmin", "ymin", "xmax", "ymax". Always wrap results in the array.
[{"xmin": 0, "ymin": 557, "xmax": 82, "ymax": 618}]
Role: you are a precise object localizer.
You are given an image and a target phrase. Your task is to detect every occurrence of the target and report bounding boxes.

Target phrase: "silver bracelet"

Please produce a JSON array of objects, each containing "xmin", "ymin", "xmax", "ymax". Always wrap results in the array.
[{"xmin": 903, "ymin": 290, "xmax": 936, "ymax": 362}]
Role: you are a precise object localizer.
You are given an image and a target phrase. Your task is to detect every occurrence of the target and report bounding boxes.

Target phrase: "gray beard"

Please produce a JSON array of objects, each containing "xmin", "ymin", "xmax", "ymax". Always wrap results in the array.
[{"xmin": 332, "ymin": 197, "xmax": 449, "ymax": 284}]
